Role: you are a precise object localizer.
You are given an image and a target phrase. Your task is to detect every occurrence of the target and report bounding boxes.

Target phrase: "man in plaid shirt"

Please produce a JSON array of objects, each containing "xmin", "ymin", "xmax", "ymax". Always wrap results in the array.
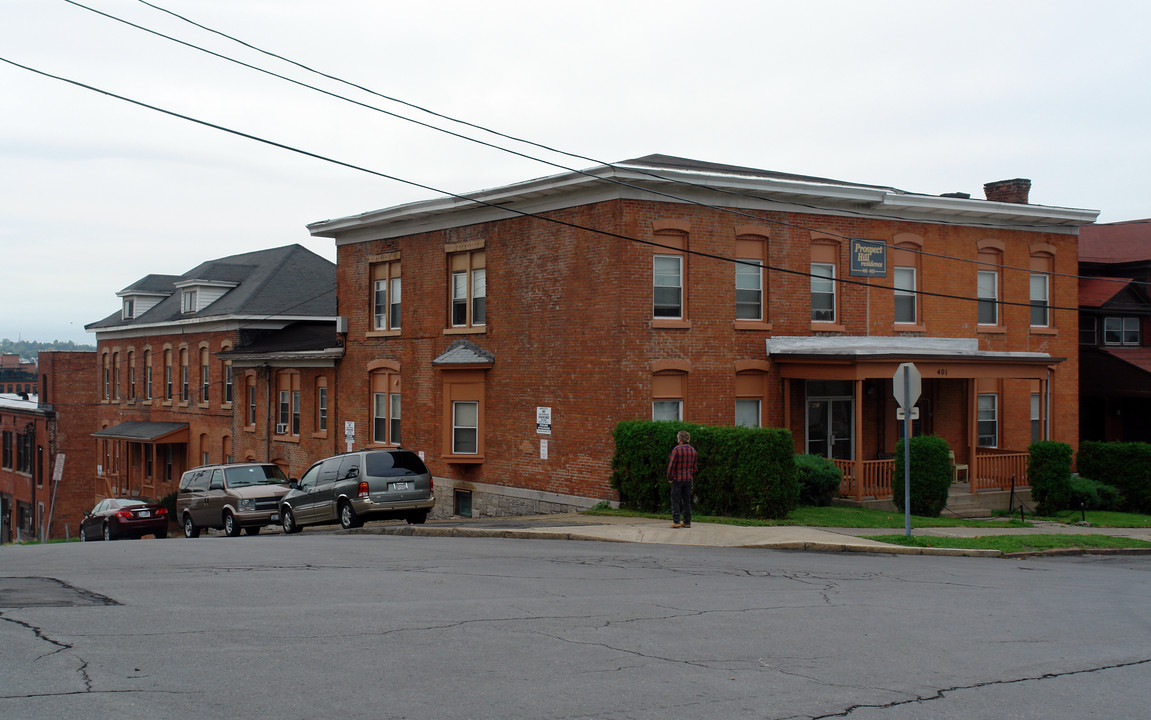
[{"xmin": 666, "ymin": 430, "xmax": 698, "ymax": 528}]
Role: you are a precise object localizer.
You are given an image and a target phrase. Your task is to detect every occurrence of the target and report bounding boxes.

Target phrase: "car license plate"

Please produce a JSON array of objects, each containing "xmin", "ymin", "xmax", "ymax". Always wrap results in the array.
[
  {"xmin": 392, "ymin": 482, "xmax": 410, "ymax": 491},
  {"xmin": 271, "ymin": 513, "xmax": 279, "ymax": 522},
  {"xmin": 138, "ymin": 510, "xmax": 151, "ymax": 518}
]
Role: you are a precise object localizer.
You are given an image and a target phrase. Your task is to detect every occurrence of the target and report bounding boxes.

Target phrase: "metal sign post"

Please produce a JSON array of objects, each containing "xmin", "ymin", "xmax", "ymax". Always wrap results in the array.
[{"xmin": 892, "ymin": 363, "xmax": 922, "ymax": 537}]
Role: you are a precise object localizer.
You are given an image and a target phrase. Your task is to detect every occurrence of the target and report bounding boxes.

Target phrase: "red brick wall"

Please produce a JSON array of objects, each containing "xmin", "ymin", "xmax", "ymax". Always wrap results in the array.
[{"xmin": 331, "ymin": 197, "xmax": 1079, "ymax": 506}]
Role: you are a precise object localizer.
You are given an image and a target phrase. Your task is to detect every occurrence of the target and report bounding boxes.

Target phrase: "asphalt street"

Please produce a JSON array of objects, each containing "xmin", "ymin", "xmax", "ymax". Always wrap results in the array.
[{"xmin": 2, "ymin": 531, "xmax": 1150, "ymax": 719}]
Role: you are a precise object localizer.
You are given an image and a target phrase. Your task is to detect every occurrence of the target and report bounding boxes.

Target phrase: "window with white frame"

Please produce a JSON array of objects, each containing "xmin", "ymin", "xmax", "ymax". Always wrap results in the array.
[
  {"xmin": 372, "ymin": 261, "xmax": 402, "ymax": 331},
  {"xmin": 735, "ymin": 259, "xmax": 763, "ymax": 321},
  {"xmin": 181, "ymin": 289, "xmax": 198, "ymax": 314},
  {"xmin": 811, "ymin": 263, "xmax": 836, "ymax": 322},
  {"xmin": 223, "ymin": 362, "xmax": 233, "ymax": 404},
  {"xmin": 977, "ymin": 270, "xmax": 999, "ymax": 325},
  {"xmin": 122, "ymin": 298, "xmax": 134, "ymax": 320},
  {"xmin": 893, "ymin": 267, "xmax": 916, "ymax": 324},
  {"xmin": 180, "ymin": 349, "xmax": 189, "ymax": 402},
  {"xmin": 453, "ymin": 401, "xmax": 478, "ymax": 454},
  {"xmin": 653, "ymin": 255, "xmax": 683, "ymax": 318},
  {"xmin": 735, "ymin": 398, "xmax": 761, "ymax": 427},
  {"xmin": 371, "ymin": 372, "xmax": 401, "ymax": 445},
  {"xmin": 200, "ymin": 347, "xmax": 210, "ymax": 404},
  {"xmin": 449, "ymin": 251, "xmax": 486, "ymax": 328},
  {"xmin": 1104, "ymin": 317, "xmax": 1140, "ymax": 346},
  {"xmin": 977, "ymin": 394, "xmax": 998, "ymax": 448},
  {"xmin": 652, "ymin": 400, "xmax": 682, "ymax": 421},
  {"xmin": 1030, "ymin": 274, "xmax": 1049, "ymax": 327},
  {"xmin": 316, "ymin": 383, "xmax": 327, "ymax": 432}
]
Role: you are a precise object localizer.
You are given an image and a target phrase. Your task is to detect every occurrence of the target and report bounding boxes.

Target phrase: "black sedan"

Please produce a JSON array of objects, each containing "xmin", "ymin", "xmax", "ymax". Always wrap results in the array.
[{"xmin": 80, "ymin": 497, "xmax": 170, "ymax": 541}]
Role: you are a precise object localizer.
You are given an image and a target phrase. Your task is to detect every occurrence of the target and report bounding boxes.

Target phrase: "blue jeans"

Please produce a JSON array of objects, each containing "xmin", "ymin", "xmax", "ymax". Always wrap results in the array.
[{"xmin": 670, "ymin": 481, "xmax": 692, "ymax": 525}]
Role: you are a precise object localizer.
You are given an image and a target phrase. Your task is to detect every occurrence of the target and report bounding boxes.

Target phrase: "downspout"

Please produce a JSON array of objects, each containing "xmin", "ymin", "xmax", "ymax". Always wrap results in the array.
[{"xmin": 264, "ymin": 364, "xmax": 273, "ymax": 463}]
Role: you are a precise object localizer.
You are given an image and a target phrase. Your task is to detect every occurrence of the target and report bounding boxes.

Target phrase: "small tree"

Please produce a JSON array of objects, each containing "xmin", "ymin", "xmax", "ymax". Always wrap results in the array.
[{"xmin": 892, "ymin": 435, "xmax": 952, "ymax": 517}]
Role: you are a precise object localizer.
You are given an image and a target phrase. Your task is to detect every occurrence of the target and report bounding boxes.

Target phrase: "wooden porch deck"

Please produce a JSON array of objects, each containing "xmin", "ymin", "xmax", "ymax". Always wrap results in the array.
[{"xmin": 833, "ymin": 449, "xmax": 1029, "ymax": 501}]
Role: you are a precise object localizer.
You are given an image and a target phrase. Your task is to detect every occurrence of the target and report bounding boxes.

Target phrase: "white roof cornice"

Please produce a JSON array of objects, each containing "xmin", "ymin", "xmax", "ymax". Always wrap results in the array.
[{"xmin": 308, "ymin": 161, "xmax": 1100, "ymax": 242}]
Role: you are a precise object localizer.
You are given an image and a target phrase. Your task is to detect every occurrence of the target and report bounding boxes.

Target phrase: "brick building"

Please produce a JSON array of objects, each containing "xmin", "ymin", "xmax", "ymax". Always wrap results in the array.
[
  {"xmin": 1078, "ymin": 219, "xmax": 1151, "ymax": 442},
  {"xmin": 0, "ymin": 352, "xmax": 96, "ymax": 542},
  {"xmin": 309, "ymin": 155, "xmax": 1098, "ymax": 515},
  {"xmin": 75, "ymin": 244, "xmax": 338, "ymax": 538}
]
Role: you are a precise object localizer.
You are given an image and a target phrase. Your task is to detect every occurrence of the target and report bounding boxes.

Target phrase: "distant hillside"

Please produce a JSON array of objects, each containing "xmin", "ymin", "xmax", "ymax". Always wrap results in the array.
[{"xmin": 0, "ymin": 338, "xmax": 96, "ymax": 361}]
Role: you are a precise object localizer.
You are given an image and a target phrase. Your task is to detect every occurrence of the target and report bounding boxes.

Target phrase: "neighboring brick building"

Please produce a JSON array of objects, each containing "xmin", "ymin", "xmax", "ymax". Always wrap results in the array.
[
  {"xmin": 1078, "ymin": 219, "xmax": 1151, "ymax": 442},
  {"xmin": 76, "ymin": 244, "xmax": 338, "ymax": 537},
  {"xmin": 308, "ymin": 155, "xmax": 1098, "ymax": 515},
  {"xmin": 0, "ymin": 351, "xmax": 96, "ymax": 542},
  {"xmin": 0, "ymin": 353, "xmax": 37, "ymax": 395}
]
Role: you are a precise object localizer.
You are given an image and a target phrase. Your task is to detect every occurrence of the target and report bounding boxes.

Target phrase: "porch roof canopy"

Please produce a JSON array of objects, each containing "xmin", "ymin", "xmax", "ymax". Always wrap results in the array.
[
  {"xmin": 92, "ymin": 421, "xmax": 189, "ymax": 443},
  {"xmin": 766, "ymin": 336, "xmax": 1063, "ymax": 380}
]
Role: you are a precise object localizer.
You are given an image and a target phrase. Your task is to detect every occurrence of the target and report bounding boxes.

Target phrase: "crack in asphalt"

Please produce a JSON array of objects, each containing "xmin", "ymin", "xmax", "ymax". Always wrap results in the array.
[
  {"xmin": 0, "ymin": 610, "xmax": 94, "ymax": 693},
  {"xmin": 806, "ymin": 657, "xmax": 1151, "ymax": 719}
]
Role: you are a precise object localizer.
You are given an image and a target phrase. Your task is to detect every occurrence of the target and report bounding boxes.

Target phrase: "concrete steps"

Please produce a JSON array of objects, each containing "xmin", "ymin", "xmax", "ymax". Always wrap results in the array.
[{"xmin": 945, "ymin": 483, "xmax": 993, "ymax": 518}]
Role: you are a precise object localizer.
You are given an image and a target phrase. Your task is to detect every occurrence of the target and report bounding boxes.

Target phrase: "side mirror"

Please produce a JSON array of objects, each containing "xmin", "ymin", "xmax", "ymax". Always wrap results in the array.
[{"xmin": 288, "ymin": 480, "xmax": 299, "ymax": 489}]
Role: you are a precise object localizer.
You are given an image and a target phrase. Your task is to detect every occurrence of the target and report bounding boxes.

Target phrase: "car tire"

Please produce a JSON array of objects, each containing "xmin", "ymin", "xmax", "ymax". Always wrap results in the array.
[
  {"xmin": 103, "ymin": 523, "xmax": 114, "ymax": 542},
  {"xmin": 183, "ymin": 515, "xmax": 200, "ymax": 539},
  {"xmin": 339, "ymin": 501, "xmax": 362, "ymax": 530},
  {"xmin": 282, "ymin": 508, "xmax": 301, "ymax": 534},
  {"xmin": 80, "ymin": 526, "xmax": 87, "ymax": 542},
  {"xmin": 224, "ymin": 511, "xmax": 242, "ymax": 537},
  {"xmin": 407, "ymin": 510, "xmax": 429, "ymax": 525},
  {"xmin": 244, "ymin": 526, "xmax": 261, "ymax": 536}
]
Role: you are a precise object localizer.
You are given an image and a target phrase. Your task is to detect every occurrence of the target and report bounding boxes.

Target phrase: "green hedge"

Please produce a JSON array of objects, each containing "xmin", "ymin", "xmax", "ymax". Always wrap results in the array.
[
  {"xmin": 1076, "ymin": 441, "xmax": 1151, "ymax": 514},
  {"xmin": 610, "ymin": 421, "xmax": 798, "ymax": 519},
  {"xmin": 1029, "ymin": 441, "xmax": 1073, "ymax": 515},
  {"xmin": 1069, "ymin": 476, "xmax": 1122, "ymax": 512},
  {"xmin": 795, "ymin": 454, "xmax": 842, "ymax": 507},
  {"xmin": 892, "ymin": 435, "xmax": 952, "ymax": 517}
]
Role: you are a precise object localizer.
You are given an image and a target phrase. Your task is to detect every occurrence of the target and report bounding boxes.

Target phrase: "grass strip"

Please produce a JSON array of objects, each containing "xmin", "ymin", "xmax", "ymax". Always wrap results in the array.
[{"xmin": 868, "ymin": 533, "xmax": 1151, "ymax": 553}]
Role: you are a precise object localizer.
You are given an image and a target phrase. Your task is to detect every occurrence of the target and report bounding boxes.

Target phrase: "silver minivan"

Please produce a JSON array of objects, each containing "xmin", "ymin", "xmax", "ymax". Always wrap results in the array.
[
  {"xmin": 280, "ymin": 449, "xmax": 434, "ymax": 533},
  {"xmin": 177, "ymin": 463, "xmax": 291, "ymax": 538}
]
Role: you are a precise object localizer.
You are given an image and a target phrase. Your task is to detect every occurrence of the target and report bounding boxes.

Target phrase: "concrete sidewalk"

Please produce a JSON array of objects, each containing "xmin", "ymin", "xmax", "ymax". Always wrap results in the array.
[{"xmin": 349, "ymin": 513, "xmax": 1151, "ymax": 558}]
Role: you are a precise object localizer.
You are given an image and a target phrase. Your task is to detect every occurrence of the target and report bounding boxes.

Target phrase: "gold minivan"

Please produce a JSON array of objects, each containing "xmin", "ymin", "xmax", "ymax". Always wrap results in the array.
[{"xmin": 177, "ymin": 463, "xmax": 291, "ymax": 538}]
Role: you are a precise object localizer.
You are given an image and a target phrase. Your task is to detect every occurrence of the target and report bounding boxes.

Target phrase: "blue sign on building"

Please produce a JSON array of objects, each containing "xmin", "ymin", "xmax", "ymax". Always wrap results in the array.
[{"xmin": 850, "ymin": 238, "xmax": 887, "ymax": 277}]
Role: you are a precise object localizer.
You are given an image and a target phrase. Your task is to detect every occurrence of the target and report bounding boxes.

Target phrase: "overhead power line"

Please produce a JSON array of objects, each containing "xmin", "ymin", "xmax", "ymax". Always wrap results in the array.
[
  {"xmin": 0, "ymin": 54, "xmax": 1088, "ymax": 318},
  {"xmin": 57, "ymin": 0, "xmax": 1133, "ymax": 291}
]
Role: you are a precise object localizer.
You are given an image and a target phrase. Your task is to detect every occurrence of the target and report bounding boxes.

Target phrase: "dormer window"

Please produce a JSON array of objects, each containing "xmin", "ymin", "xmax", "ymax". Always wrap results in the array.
[
  {"xmin": 122, "ymin": 298, "xmax": 135, "ymax": 320},
  {"xmin": 182, "ymin": 289, "xmax": 198, "ymax": 314}
]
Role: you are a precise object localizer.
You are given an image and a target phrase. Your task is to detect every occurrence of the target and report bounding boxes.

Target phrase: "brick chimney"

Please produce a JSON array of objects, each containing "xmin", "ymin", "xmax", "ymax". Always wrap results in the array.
[{"xmin": 983, "ymin": 178, "xmax": 1031, "ymax": 204}]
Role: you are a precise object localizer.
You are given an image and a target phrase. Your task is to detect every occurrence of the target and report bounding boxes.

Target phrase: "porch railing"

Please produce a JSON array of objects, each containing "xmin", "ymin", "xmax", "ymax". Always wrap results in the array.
[{"xmin": 835, "ymin": 449, "xmax": 1029, "ymax": 500}]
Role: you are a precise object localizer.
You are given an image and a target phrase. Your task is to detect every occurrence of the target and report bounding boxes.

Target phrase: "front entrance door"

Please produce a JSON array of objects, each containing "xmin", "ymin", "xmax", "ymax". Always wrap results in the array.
[{"xmin": 807, "ymin": 397, "xmax": 854, "ymax": 460}]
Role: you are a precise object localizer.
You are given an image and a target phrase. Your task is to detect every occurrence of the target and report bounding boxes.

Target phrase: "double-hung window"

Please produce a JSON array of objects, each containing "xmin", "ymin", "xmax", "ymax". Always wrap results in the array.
[
  {"xmin": 372, "ymin": 261, "xmax": 401, "ymax": 332},
  {"xmin": 449, "ymin": 251, "xmax": 486, "ymax": 328},
  {"xmin": 371, "ymin": 371, "xmax": 401, "ymax": 445},
  {"xmin": 735, "ymin": 259, "xmax": 763, "ymax": 321},
  {"xmin": 1030, "ymin": 274, "xmax": 1049, "ymax": 327},
  {"xmin": 893, "ymin": 267, "xmax": 916, "ymax": 324},
  {"xmin": 653, "ymin": 255, "xmax": 683, "ymax": 318},
  {"xmin": 452, "ymin": 401, "xmax": 478, "ymax": 454},
  {"xmin": 977, "ymin": 270, "xmax": 999, "ymax": 325},
  {"xmin": 811, "ymin": 263, "xmax": 836, "ymax": 322},
  {"xmin": 977, "ymin": 394, "xmax": 998, "ymax": 448}
]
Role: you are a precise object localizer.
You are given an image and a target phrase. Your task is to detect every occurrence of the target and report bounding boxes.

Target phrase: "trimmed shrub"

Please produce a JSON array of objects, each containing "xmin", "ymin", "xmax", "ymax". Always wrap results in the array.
[
  {"xmin": 1076, "ymin": 441, "xmax": 1151, "ymax": 514},
  {"xmin": 1029, "ymin": 441, "xmax": 1073, "ymax": 515},
  {"xmin": 795, "ymin": 454, "xmax": 842, "ymax": 506},
  {"xmin": 610, "ymin": 421, "xmax": 798, "ymax": 519},
  {"xmin": 1068, "ymin": 476, "xmax": 1122, "ymax": 512},
  {"xmin": 892, "ymin": 435, "xmax": 952, "ymax": 517}
]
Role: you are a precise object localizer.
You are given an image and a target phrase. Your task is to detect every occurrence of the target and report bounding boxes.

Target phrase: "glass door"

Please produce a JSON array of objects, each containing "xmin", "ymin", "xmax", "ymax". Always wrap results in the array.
[{"xmin": 806, "ymin": 397, "xmax": 854, "ymax": 460}]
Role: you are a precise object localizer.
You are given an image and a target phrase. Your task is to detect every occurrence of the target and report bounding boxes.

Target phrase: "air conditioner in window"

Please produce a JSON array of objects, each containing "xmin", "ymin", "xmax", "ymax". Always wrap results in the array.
[{"xmin": 275, "ymin": 423, "xmax": 289, "ymax": 435}]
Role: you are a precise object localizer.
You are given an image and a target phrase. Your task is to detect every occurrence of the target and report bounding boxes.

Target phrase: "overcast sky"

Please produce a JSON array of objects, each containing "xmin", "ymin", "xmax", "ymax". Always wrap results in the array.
[{"xmin": 2, "ymin": 0, "xmax": 1148, "ymax": 345}]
